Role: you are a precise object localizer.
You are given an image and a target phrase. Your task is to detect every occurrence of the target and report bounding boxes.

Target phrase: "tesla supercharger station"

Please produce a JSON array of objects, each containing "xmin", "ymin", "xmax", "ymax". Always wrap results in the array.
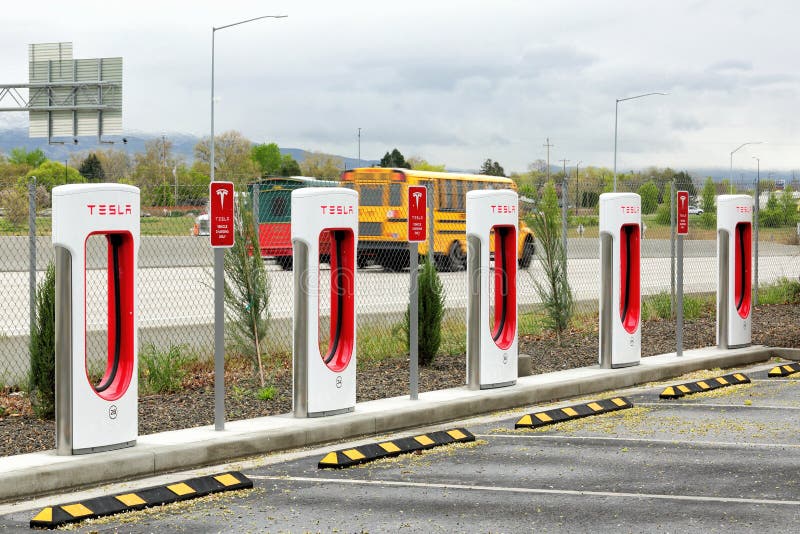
[
  {"xmin": 292, "ymin": 188, "xmax": 358, "ymax": 417},
  {"xmin": 466, "ymin": 189, "xmax": 518, "ymax": 389},
  {"xmin": 717, "ymin": 194, "xmax": 753, "ymax": 349},
  {"xmin": 598, "ymin": 192, "xmax": 641, "ymax": 368},
  {"xmin": 52, "ymin": 184, "xmax": 140, "ymax": 454}
]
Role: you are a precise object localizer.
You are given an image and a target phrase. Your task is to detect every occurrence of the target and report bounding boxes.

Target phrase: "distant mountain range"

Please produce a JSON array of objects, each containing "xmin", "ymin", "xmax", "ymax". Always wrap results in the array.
[
  {"xmin": 0, "ymin": 127, "xmax": 379, "ymax": 170},
  {"xmin": 3, "ymin": 126, "xmax": 792, "ymax": 183}
]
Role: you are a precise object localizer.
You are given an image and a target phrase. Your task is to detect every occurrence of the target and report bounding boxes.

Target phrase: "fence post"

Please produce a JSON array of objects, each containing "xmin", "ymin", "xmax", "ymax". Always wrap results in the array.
[
  {"xmin": 252, "ymin": 183, "xmax": 260, "ymax": 253},
  {"xmin": 670, "ymin": 180, "xmax": 675, "ymax": 315},
  {"xmin": 561, "ymin": 177, "xmax": 568, "ymax": 258},
  {"xmin": 427, "ymin": 189, "xmax": 434, "ymax": 265},
  {"xmin": 28, "ymin": 176, "xmax": 37, "ymax": 339}
]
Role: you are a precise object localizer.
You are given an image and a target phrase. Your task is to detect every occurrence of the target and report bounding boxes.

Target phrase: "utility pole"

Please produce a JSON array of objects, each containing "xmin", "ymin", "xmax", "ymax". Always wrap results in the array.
[
  {"xmin": 162, "ymin": 134, "xmax": 167, "ymax": 197},
  {"xmin": 560, "ymin": 159, "xmax": 569, "ymax": 181},
  {"xmin": 543, "ymin": 138, "xmax": 553, "ymax": 181},
  {"xmin": 357, "ymin": 127, "xmax": 361, "ymax": 165},
  {"xmin": 559, "ymin": 158, "xmax": 569, "ymax": 257},
  {"xmin": 575, "ymin": 161, "xmax": 582, "ymax": 213}
]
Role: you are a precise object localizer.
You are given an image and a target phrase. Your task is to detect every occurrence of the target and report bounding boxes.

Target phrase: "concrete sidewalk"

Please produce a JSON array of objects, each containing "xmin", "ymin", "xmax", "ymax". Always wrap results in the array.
[{"xmin": 1, "ymin": 344, "xmax": 796, "ymax": 503}]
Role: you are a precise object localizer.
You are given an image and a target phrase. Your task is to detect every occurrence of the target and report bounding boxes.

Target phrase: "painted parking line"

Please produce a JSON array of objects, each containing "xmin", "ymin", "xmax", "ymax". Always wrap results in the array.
[
  {"xmin": 247, "ymin": 475, "xmax": 800, "ymax": 507},
  {"xmin": 475, "ymin": 433, "xmax": 800, "ymax": 450},
  {"xmin": 636, "ymin": 401, "xmax": 800, "ymax": 411}
]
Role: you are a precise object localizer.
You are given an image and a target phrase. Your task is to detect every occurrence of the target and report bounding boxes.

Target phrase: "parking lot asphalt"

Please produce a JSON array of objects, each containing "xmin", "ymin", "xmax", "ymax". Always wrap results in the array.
[{"xmin": 2, "ymin": 360, "xmax": 798, "ymax": 533}]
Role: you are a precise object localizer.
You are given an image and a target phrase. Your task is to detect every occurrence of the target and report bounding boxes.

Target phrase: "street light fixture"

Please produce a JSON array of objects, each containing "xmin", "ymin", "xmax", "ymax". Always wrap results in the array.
[
  {"xmin": 211, "ymin": 15, "xmax": 287, "ymax": 182},
  {"xmin": 613, "ymin": 92, "xmax": 669, "ymax": 191},
  {"xmin": 729, "ymin": 142, "xmax": 761, "ymax": 194},
  {"xmin": 210, "ymin": 14, "xmax": 287, "ymax": 431}
]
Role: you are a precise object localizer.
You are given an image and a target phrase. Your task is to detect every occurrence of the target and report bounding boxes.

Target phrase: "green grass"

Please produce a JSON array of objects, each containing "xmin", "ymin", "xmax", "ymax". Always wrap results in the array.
[
  {"xmin": 758, "ymin": 277, "xmax": 800, "ymax": 305},
  {"xmin": 256, "ymin": 386, "xmax": 278, "ymax": 401},
  {"xmin": 138, "ymin": 215, "xmax": 197, "ymax": 236},
  {"xmin": 138, "ymin": 343, "xmax": 195, "ymax": 394},
  {"xmin": 0, "ymin": 216, "xmax": 196, "ymax": 236},
  {"xmin": 642, "ymin": 292, "xmax": 711, "ymax": 320}
]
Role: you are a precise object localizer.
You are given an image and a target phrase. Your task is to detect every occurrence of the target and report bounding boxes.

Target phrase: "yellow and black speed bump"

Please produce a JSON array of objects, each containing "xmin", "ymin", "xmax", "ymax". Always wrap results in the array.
[
  {"xmin": 30, "ymin": 471, "xmax": 252, "ymax": 529},
  {"xmin": 659, "ymin": 372, "xmax": 750, "ymax": 399},
  {"xmin": 767, "ymin": 362, "xmax": 800, "ymax": 377},
  {"xmin": 318, "ymin": 428, "xmax": 475, "ymax": 469},
  {"xmin": 514, "ymin": 397, "xmax": 632, "ymax": 429}
]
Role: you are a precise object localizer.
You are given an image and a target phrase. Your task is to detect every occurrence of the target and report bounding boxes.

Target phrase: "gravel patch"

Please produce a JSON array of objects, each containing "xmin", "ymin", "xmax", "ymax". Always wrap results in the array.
[{"xmin": 1, "ymin": 303, "xmax": 798, "ymax": 457}]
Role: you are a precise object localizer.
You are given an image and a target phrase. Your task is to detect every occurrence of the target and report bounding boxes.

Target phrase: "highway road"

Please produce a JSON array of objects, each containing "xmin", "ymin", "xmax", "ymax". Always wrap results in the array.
[{"xmin": 0, "ymin": 236, "xmax": 798, "ymax": 337}]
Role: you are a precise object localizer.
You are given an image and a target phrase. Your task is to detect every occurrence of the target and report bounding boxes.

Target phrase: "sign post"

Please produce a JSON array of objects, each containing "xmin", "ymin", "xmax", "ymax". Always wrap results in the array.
[
  {"xmin": 676, "ymin": 190, "xmax": 689, "ymax": 357},
  {"xmin": 408, "ymin": 186, "xmax": 427, "ymax": 400},
  {"xmin": 209, "ymin": 181, "xmax": 234, "ymax": 430}
]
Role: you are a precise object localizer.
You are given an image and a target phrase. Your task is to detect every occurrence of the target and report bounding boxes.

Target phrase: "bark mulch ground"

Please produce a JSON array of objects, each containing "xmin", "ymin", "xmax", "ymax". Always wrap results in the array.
[{"xmin": 2, "ymin": 303, "xmax": 798, "ymax": 457}]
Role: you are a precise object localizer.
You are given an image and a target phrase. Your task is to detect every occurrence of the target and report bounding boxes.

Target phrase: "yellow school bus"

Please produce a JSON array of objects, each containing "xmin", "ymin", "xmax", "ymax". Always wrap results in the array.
[{"xmin": 340, "ymin": 167, "xmax": 535, "ymax": 271}]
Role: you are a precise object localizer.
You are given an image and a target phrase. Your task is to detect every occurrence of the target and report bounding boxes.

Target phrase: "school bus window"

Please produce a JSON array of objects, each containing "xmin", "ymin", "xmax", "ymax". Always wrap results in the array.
[
  {"xmin": 456, "ymin": 181, "xmax": 465, "ymax": 210},
  {"xmin": 360, "ymin": 184, "xmax": 384, "ymax": 206},
  {"xmin": 270, "ymin": 196, "xmax": 289, "ymax": 218},
  {"xmin": 389, "ymin": 183, "xmax": 402, "ymax": 206}
]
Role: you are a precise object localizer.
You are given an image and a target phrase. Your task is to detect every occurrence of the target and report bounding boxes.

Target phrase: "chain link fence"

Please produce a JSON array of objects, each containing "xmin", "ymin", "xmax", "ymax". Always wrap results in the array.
[{"xmin": 1, "ymin": 176, "xmax": 799, "ymax": 389}]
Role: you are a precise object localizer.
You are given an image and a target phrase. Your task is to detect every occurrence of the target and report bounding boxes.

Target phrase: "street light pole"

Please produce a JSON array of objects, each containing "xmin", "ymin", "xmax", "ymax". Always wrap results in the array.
[
  {"xmin": 729, "ymin": 142, "xmax": 761, "ymax": 194},
  {"xmin": 613, "ymin": 92, "xmax": 668, "ymax": 191},
  {"xmin": 753, "ymin": 156, "xmax": 760, "ymax": 306},
  {"xmin": 211, "ymin": 14, "xmax": 287, "ymax": 431}
]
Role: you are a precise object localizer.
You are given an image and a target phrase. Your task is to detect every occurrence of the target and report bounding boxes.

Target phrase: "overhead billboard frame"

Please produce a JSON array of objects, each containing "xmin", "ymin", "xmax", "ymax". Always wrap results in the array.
[{"xmin": 0, "ymin": 42, "xmax": 123, "ymax": 144}]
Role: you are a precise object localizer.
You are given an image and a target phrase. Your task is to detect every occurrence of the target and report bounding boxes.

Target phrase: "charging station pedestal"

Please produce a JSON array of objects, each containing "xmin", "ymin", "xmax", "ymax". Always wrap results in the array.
[
  {"xmin": 466, "ymin": 189, "xmax": 518, "ymax": 389},
  {"xmin": 717, "ymin": 194, "xmax": 753, "ymax": 349},
  {"xmin": 599, "ymin": 193, "xmax": 641, "ymax": 368},
  {"xmin": 52, "ymin": 184, "xmax": 140, "ymax": 455},
  {"xmin": 292, "ymin": 188, "xmax": 358, "ymax": 417}
]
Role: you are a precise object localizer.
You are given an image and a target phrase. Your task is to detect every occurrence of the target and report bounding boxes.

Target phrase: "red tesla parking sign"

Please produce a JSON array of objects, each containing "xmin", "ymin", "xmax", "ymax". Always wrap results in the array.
[
  {"xmin": 677, "ymin": 190, "xmax": 689, "ymax": 235},
  {"xmin": 408, "ymin": 186, "xmax": 427, "ymax": 243},
  {"xmin": 210, "ymin": 181, "xmax": 235, "ymax": 248}
]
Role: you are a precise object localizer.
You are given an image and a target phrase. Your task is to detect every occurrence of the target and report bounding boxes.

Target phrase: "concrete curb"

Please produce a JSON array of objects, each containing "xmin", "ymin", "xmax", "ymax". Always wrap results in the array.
[{"xmin": 0, "ymin": 344, "xmax": 785, "ymax": 503}]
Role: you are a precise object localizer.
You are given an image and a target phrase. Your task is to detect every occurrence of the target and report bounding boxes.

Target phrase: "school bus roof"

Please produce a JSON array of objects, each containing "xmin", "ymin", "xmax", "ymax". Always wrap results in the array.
[
  {"xmin": 250, "ymin": 176, "xmax": 338, "ymax": 188},
  {"xmin": 344, "ymin": 167, "xmax": 514, "ymax": 183}
]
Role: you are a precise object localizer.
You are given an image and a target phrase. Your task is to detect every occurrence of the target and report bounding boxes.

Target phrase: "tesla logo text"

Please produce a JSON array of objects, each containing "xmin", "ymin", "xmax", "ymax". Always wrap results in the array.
[
  {"xmin": 87, "ymin": 204, "xmax": 132, "ymax": 216},
  {"xmin": 320, "ymin": 205, "xmax": 354, "ymax": 215},
  {"xmin": 736, "ymin": 206, "xmax": 752, "ymax": 213},
  {"xmin": 412, "ymin": 191, "xmax": 423, "ymax": 209},
  {"xmin": 620, "ymin": 205, "xmax": 640, "ymax": 214},
  {"xmin": 216, "ymin": 187, "xmax": 229, "ymax": 209},
  {"xmin": 490, "ymin": 205, "xmax": 516, "ymax": 214}
]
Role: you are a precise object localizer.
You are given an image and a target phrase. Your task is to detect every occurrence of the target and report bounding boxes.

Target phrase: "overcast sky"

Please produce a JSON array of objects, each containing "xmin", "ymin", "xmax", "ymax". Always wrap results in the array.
[{"xmin": 1, "ymin": 0, "xmax": 798, "ymax": 174}]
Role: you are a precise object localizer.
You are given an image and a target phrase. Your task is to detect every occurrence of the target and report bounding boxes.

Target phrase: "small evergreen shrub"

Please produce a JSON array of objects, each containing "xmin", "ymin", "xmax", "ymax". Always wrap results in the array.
[
  {"xmin": 29, "ymin": 264, "xmax": 56, "ymax": 418},
  {"xmin": 529, "ymin": 181, "xmax": 574, "ymax": 343},
  {"xmin": 224, "ymin": 195, "xmax": 270, "ymax": 387},
  {"xmin": 402, "ymin": 258, "xmax": 446, "ymax": 366}
]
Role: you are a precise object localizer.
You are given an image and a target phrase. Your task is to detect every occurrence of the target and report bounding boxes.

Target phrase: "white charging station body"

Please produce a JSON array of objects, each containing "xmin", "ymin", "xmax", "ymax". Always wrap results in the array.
[
  {"xmin": 52, "ymin": 184, "xmax": 140, "ymax": 454},
  {"xmin": 716, "ymin": 194, "xmax": 753, "ymax": 348},
  {"xmin": 292, "ymin": 187, "xmax": 358, "ymax": 417},
  {"xmin": 598, "ymin": 192, "xmax": 641, "ymax": 368},
  {"xmin": 466, "ymin": 189, "xmax": 518, "ymax": 389}
]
